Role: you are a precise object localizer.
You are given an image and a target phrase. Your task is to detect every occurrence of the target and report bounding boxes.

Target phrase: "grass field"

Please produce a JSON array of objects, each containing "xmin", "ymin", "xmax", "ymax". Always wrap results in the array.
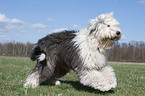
[{"xmin": 0, "ymin": 56, "xmax": 145, "ymax": 96}]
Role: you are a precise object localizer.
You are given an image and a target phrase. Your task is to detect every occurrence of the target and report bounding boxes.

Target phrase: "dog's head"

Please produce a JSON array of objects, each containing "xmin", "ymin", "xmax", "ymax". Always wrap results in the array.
[{"xmin": 87, "ymin": 12, "xmax": 121, "ymax": 49}]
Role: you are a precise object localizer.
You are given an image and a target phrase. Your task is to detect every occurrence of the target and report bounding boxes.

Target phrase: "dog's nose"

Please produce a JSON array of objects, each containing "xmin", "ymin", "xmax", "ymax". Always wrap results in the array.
[{"xmin": 116, "ymin": 31, "xmax": 121, "ymax": 36}]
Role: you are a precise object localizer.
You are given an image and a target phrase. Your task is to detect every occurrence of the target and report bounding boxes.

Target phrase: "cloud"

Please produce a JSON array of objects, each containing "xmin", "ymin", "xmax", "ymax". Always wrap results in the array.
[
  {"xmin": 51, "ymin": 28, "xmax": 68, "ymax": 33},
  {"xmin": 47, "ymin": 18, "xmax": 55, "ymax": 21},
  {"xmin": 138, "ymin": 0, "xmax": 145, "ymax": 4},
  {"xmin": 31, "ymin": 23, "xmax": 47, "ymax": 29},
  {"xmin": 11, "ymin": 18, "xmax": 24, "ymax": 24},
  {"xmin": 73, "ymin": 24, "xmax": 80, "ymax": 28},
  {"xmin": 0, "ymin": 13, "xmax": 48, "ymax": 34},
  {"xmin": 0, "ymin": 35, "xmax": 11, "ymax": 41},
  {"xmin": 73, "ymin": 24, "xmax": 81, "ymax": 30},
  {"xmin": 0, "ymin": 14, "xmax": 25, "ymax": 33},
  {"xmin": 0, "ymin": 13, "xmax": 49, "ymax": 42},
  {"xmin": 30, "ymin": 23, "xmax": 48, "ymax": 34},
  {"xmin": 0, "ymin": 14, "xmax": 24, "ymax": 24}
]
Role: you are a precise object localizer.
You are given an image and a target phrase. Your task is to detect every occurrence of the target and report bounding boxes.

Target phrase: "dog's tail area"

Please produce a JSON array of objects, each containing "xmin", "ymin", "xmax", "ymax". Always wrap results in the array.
[{"xmin": 30, "ymin": 45, "xmax": 46, "ymax": 61}]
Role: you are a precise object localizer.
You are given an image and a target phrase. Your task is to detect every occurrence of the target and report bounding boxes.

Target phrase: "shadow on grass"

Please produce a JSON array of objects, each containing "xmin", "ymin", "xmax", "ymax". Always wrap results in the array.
[
  {"xmin": 40, "ymin": 80, "xmax": 115, "ymax": 95},
  {"xmin": 60, "ymin": 80, "xmax": 115, "ymax": 95}
]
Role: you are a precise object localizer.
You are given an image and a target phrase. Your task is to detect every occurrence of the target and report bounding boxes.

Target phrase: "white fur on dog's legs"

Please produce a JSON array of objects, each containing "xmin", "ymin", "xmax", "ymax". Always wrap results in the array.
[
  {"xmin": 100, "ymin": 66, "xmax": 117, "ymax": 89},
  {"xmin": 23, "ymin": 71, "xmax": 39, "ymax": 88},
  {"xmin": 55, "ymin": 80, "xmax": 61, "ymax": 85},
  {"xmin": 79, "ymin": 70, "xmax": 112, "ymax": 91}
]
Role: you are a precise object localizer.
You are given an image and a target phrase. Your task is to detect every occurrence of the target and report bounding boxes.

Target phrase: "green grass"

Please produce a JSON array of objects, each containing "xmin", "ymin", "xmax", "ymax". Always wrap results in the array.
[{"xmin": 0, "ymin": 56, "xmax": 145, "ymax": 96}]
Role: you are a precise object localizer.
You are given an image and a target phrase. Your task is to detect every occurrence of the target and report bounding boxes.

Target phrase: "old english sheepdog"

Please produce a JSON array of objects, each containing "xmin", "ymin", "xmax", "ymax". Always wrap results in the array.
[{"xmin": 24, "ymin": 12, "xmax": 121, "ymax": 91}]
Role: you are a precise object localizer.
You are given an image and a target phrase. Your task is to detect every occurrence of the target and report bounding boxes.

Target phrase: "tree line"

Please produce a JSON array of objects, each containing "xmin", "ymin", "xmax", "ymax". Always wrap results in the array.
[
  {"xmin": 0, "ymin": 41, "xmax": 145, "ymax": 62},
  {"xmin": 0, "ymin": 42, "xmax": 34, "ymax": 57},
  {"xmin": 109, "ymin": 41, "xmax": 145, "ymax": 62}
]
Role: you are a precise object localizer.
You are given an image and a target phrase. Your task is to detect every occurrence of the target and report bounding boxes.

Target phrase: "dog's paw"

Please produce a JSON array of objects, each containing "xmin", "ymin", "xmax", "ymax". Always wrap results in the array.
[
  {"xmin": 23, "ymin": 72, "xmax": 39, "ymax": 88},
  {"xmin": 23, "ymin": 81, "xmax": 39, "ymax": 88},
  {"xmin": 110, "ymin": 80, "xmax": 117, "ymax": 89},
  {"xmin": 55, "ymin": 80, "xmax": 61, "ymax": 85},
  {"xmin": 96, "ymin": 83, "xmax": 112, "ymax": 92},
  {"xmin": 97, "ymin": 81, "xmax": 117, "ymax": 91}
]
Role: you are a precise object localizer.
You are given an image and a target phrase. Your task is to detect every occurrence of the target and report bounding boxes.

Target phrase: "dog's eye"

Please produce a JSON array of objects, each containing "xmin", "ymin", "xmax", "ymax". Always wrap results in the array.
[{"xmin": 107, "ymin": 25, "xmax": 110, "ymax": 27}]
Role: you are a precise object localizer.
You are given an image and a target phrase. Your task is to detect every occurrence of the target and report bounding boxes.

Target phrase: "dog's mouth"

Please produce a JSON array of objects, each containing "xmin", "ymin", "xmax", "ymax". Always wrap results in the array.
[{"xmin": 99, "ymin": 36, "xmax": 121, "ymax": 49}]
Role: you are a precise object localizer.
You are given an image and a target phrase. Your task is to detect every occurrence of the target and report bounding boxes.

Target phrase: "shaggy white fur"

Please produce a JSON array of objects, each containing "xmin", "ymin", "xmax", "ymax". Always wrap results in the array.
[
  {"xmin": 100, "ymin": 66, "xmax": 117, "ymax": 89},
  {"xmin": 79, "ymin": 69, "xmax": 112, "ymax": 91},
  {"xmin": 38, "ymin": 53, "xmax": 46, "ymax": 61},
  {"xmin": 55, "ymin": 80, "xmax": 61, "ymax": 85},
  {"xmin": 73, "ymin": 12, "xmax": 121, "ymax": 91},
  {"xmin": 24, "ymin": 71, "xmax": 39, "ymax": 88},
  {"xmin": 73, "ymin": 29, "xmax": 108, "ymax": 69}
]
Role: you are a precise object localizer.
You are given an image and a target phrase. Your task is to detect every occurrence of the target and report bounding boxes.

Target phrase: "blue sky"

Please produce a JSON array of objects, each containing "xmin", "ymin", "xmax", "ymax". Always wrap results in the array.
[{"xmin": 0, "ymin": 0, "xmax": 145, "ymax": 43}]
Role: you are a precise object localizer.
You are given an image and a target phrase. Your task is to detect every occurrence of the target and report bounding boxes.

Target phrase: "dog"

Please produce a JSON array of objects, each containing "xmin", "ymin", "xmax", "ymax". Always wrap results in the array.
[{"xmin": 24, "ymin": 12, "xmax": 121, "ymax": 91}]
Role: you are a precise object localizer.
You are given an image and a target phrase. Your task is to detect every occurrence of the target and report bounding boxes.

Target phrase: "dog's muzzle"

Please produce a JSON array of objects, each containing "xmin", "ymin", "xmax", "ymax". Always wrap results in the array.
[
  {"xmin": 99, "ymin": 31, "xmax": 121, "ymax": 49},
  {"xmin": 111, "ymin": 31, "xmax": 121, "ymax": 41}
]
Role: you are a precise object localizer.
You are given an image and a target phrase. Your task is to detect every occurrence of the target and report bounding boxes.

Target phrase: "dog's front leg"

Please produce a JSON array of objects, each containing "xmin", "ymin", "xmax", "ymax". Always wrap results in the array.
[
  {"xmin": 100, "ymin": 66, "xmax": 117, "ymax": 89},
  {"xmin": 79, "ymin": 69, "xmax": 112, "ymax": 91}
]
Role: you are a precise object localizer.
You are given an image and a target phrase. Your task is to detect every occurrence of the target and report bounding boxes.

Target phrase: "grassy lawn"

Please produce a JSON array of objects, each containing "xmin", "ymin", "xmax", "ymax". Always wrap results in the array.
[{"xmin": 0, "ymin": 56, "xmax": 145, "ymax": 96}]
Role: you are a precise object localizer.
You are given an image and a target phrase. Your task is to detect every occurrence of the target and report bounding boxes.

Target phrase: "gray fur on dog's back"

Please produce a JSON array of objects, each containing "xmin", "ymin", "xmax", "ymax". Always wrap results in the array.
[{"xmin": 30, "ymin": 30, "xmax": 82, "ymax": 84}]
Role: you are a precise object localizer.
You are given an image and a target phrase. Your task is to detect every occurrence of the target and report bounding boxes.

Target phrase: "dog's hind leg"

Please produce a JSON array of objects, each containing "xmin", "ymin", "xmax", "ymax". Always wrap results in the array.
[
  {"xmin": 23, "ymin": 71, "xmax": 40, "ymax": 88},
  {"xmin": 23, "ymin": 62, "xmax": 42, "ymax": 88},
  {"xmin": 100, "ymin": 66, "xmax": 117, "ymax": 89},
  {"xmin": 38, "ymin": 60, "xmax": 61, "ymax": 86},
  {"xmin": 78, "ymin": 69, "xmax": 112, "ymax": 91}
]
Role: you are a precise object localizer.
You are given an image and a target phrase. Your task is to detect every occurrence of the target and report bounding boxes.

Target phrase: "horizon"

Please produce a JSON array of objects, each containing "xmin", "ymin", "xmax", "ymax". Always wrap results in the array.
[{"xmin": 0, "ymin": 0, "xmax": 145, "ymax": 43}]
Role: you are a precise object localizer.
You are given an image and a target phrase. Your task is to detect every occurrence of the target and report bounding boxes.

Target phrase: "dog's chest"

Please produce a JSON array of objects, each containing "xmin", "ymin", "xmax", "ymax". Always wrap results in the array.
[
  {"xmin": 78, "ymin": 46, "xmax": 107, "ymax": 69},
  {"xmin": 73, "ymin": 33, "xmax": 107, "ymax": 69}
]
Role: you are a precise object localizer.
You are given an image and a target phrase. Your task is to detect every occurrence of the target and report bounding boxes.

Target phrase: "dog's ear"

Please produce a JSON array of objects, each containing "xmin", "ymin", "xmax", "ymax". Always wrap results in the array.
[{"xmin": 87, "ymin": 19, "xmax": 98, "ymax": 35}]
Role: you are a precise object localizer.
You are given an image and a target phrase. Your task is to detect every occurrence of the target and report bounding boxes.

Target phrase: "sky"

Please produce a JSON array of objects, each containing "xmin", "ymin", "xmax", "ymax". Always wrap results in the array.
[{"xmin": 0, "ymin": 0, "xmax": 145, "ymax": 44}]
